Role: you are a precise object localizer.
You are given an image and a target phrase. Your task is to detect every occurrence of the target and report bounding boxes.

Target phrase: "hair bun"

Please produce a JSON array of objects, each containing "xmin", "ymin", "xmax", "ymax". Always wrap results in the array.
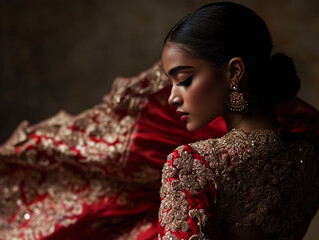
[{"xmin": 266, "ymin": 53, "xmax": 300, "ymax": 105}]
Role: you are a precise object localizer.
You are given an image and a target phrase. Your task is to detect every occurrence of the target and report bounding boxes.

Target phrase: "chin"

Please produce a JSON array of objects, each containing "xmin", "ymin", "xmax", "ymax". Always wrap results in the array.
[
  {"xmin": 186, "ymin": 119, "xmax": 215, "ymax": 132},
  {"xmin": 186, "ymin": 123, "xmax": 201, "ymax": 132}
]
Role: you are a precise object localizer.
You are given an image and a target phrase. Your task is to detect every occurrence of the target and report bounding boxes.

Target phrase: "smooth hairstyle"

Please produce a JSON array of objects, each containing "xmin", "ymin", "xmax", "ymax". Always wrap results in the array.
[{"xmin": 165, "ymin": 2, "xmax": 300, "ymax": 106}]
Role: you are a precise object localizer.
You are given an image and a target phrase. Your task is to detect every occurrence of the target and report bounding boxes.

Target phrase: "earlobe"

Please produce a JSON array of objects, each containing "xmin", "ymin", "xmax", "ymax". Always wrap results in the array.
[{"xmin": 228, "ymin": 57, "xmax": 245, "ymax": 83}]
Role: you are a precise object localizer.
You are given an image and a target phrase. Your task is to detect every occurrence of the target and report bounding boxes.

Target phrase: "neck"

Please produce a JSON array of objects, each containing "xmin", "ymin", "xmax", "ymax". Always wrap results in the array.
[{"xmin": 222, "ymin": 106, "xmax": 280, "ymax": 133}]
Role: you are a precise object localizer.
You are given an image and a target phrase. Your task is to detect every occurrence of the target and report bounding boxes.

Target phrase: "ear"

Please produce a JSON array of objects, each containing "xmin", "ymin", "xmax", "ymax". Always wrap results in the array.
[{"xmin": 227, "ymin": 57, "xmax": 245, "ymax": 84}]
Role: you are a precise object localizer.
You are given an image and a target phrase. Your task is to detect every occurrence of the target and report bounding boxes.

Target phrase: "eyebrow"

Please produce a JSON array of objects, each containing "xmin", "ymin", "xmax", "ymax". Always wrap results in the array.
[{"xmin": 167, "ymin": 65, "xmax": 193, "ymax": 76}]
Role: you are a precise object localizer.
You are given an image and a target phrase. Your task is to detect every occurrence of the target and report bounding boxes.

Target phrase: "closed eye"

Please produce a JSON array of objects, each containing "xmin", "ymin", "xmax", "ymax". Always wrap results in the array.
[{"xmin": 176, "ymin": 76, "xmax": 192, "ymax": 87}]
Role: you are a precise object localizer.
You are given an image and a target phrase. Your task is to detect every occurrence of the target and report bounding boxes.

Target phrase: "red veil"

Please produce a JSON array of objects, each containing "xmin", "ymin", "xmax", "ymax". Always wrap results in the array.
[{"xmin": 0, "ymin": 62, "xmax": 318, "ymax": 240}]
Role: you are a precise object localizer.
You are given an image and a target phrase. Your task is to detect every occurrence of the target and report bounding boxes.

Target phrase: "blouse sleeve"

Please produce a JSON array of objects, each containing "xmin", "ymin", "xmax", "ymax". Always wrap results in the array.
[{"xmin": 158, "ymin": 144, "xmax": 219, "ymax": 240}]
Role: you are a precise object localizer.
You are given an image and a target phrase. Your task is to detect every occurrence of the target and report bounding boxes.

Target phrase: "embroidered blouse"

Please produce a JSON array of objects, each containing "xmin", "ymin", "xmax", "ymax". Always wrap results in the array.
[
  {"xmin": 1, "ymin": 60, "xmax": 319, "ymax": 239},
  {"xmin": 158, "ymin": 128, "xmax": 319, "ymax": 240}
]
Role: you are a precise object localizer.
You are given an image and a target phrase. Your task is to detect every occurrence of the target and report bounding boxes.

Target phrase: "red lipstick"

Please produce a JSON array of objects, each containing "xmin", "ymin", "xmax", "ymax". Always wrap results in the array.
[{"xmin": 176, "ymin": 111, "xmax": 189, "ymax": 122}]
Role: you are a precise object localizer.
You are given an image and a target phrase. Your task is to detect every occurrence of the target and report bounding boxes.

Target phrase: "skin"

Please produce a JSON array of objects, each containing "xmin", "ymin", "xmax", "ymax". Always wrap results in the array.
[
  {"xmin": 162, "ymin": 43, "xmax": 293, "ymax": 240},
  {"xmin": 162, "ymin": 42, "xmax": 279, "ymax": 133}
]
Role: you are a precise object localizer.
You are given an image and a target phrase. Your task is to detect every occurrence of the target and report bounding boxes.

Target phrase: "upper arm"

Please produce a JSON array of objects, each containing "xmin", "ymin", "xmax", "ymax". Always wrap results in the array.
[{"xmin": 158, "ymin": 144, "xmax": 218, "ymax": 240}]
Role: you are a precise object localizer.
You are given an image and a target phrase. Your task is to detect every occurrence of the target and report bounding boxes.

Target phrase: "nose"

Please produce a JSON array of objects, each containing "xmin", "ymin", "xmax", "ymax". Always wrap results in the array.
[{"xmin": 168, "ymin": 85, "xmax": 183, "ymax": 106}]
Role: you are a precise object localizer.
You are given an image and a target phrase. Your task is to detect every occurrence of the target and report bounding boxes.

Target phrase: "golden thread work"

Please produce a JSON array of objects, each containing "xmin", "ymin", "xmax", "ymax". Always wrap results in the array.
[{"xmin": 226, "ymin": 81, "xmax": 248, "ymax": 114}]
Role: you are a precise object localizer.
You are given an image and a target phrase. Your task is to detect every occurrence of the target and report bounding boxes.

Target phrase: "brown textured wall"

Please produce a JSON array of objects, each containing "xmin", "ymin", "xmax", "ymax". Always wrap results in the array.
[
  {"xmin": 1, "ymin": 0, "xmax": 318, "ymax": 237},
  {"xmin": 1, "ymin": 0, "xmax": 318, "ymax": 141}
]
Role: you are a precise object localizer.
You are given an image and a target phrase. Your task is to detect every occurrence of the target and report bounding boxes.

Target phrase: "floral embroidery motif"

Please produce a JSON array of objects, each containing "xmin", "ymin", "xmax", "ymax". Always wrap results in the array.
[
  {"xmin": 159, "ymin": 146, "xmax": 212, "ymax": 239},
  {"xmin": 0, "ymin": 166, "xmax": 119, "ymax": 240},
  {"xmin": 108, "ymin": 62, "xmax": 169, "ymax": 114},
  {"xmin": 0, "ymin": 62, "xmax": 170, "ymax": 239},
  {"xmin": 159, "ymin": 129, "xmax": 319, "ymax": 240}
]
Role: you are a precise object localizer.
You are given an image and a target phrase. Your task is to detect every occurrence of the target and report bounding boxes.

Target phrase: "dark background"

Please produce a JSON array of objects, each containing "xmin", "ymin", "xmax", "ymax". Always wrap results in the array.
[
  {"xmin": 1, "ymin": 0, "xmax": 318, "ymax": 142},
  {"xmin": 0, "ymin": 0, "xmax": 318, "ymax": 237}
]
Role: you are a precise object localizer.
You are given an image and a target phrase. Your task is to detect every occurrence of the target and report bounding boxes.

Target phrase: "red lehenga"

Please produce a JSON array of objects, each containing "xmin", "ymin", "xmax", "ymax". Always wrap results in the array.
[{"xmin": 0, "ymin": 62, "xmax": 318, "ymax": 240}]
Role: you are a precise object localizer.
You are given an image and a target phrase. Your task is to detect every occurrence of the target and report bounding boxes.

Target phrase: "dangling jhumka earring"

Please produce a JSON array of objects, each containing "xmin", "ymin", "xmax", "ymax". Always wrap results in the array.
[{"xmin": 226, "ymin": 81, "xmax": 248, "ymax": 114}]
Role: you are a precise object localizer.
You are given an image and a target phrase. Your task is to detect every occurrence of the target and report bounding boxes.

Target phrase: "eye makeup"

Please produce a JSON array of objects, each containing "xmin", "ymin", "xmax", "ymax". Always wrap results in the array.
[{"xmin": 177, "ymin": 76, "xmax": 192, "ymax": 87}]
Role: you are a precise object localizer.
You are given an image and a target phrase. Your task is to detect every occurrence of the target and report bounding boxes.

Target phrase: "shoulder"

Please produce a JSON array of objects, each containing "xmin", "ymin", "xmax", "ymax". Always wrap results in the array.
[
  {"xmin": 159, "ymin": 142, "xmax": 218, "ymax": 238},
  {"xmin": 163, "ymin": 129, "xmax": 256, "ymax": 174},
  {"xmin": 171, "ymin": 129, "xmax": 282, "ymax": 168},
  {"xmin": 162, "ymin": 143, "xmax": 215, "ymax": 195},
  {"xmin": 189, "ymin": 128, "xmax": 282, "ymax": 155},
  {"xmin": 164, "ymin": 139, "xmax": 219, "ymax": 181}
]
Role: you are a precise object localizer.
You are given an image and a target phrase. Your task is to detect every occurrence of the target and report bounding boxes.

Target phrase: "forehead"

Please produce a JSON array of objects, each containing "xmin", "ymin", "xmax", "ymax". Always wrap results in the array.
[
  {"xmin": 162, "ymin": 44, "xmax": 209, "ymax": 73},
  {"xmin": 162, "ymin": 44, "xmax": 195, "ymax": 68}
]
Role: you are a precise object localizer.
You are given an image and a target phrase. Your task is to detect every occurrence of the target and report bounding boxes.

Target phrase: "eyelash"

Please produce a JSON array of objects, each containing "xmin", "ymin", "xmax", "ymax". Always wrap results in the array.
[{"xmin": 176, "ymin": 76, "xmax": 192, "ymax": 87}]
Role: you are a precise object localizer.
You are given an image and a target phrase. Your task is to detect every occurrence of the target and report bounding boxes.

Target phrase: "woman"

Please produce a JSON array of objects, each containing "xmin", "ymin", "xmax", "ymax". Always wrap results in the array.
[
  {"xmin": 0, "ymin": 2, "xmax": 318, "ymax": 240},
  {"xmin": 0, "ymin": 61, "xmax": 227, "ymax": 240},
  {"xmin": 158, "ymin": 2, "xmax": 319, "ymax": 240}
]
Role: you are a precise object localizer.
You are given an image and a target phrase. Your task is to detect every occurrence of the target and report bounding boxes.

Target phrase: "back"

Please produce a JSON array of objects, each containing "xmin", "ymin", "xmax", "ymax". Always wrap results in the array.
[{"xmin": 158, "ymin": 128, "xmax": 319, "ymax": 240}]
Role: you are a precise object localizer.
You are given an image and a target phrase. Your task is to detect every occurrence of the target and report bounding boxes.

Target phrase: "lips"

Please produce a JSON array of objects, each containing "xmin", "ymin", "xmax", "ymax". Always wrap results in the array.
[{"xmin": 176, "ymin": 111, "xmax": 189, "ymax": 122}]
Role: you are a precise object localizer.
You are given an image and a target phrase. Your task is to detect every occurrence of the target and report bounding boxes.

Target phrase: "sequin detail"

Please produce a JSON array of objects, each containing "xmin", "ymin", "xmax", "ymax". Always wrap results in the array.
[
  {"xmin": 159, "ymin": 129, "xmax": 319, "ymax": 240},
  {"xmin": 159, "ymin": 145, "xmax": 213, "ymax": 240},
  {"xmin": 0, "ymin": 62, "xmax": 170, "ymax": 239}
]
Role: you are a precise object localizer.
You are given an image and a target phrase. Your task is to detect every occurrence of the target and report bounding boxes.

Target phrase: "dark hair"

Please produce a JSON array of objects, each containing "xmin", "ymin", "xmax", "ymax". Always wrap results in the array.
[{"xmin": 165, "ymin": 2, "xmax": 300, "ymax": 106}]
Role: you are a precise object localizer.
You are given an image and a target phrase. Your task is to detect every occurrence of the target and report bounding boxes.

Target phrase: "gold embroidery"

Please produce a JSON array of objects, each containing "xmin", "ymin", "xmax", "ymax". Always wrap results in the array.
[
  {"xmin": 160, "ymin": 231, "xmax": 179, "ymax": 240},
  {"xmin": 1, "ymin": 63, "xmax": 169, "ymax": 178},
  {"xmin": 159, "ymin": 129, "xmax": 318, "ymax": 239},
  {"xmin": 0, "ymin": 62, "xmax": 170, "ymax": 239},
  {"xmin": 0, "ymin": 166, "xmax": 118, "ymax": 240},
  {"xmin": 189, "ymin": 209, "xmax": 209, "ymax": 240},
  {"xmin": 107, "ymin": 62, "xmax": 169, "ymax": 114},
  {"xmin": 159, "ymin": 146, "xmax": 211, "ymax": 239},
  {"xmin": 190, "ymin": 129, "xmax": 318, "ymax": 239},
  {"xmin": 115, "ymin": 218, "xmax": 153, "ymax": 240}
]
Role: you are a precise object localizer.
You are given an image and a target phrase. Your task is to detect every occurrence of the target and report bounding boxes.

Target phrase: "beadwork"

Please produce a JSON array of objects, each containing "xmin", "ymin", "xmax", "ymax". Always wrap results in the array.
[{"xmin": 226, "ymin": 81, "xmax": 248, "ymax": 114}]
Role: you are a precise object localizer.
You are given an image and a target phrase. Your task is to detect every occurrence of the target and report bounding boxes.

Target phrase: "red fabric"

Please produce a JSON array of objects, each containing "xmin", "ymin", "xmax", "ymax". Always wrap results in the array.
[
  {"xmin": 158, "ymin": 145, "xmax": 218, "ymax": 239},
  {"xmin": 158, "ymin": 98, "xmax": 319, "ymax": 239},
  {"xmin": 0, "ymin": 60, "xmax": 318, "ymax": 240}
]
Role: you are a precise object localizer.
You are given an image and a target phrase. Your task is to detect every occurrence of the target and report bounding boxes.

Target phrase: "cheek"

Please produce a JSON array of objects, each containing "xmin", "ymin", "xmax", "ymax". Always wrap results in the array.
[
  {"xmin": 211, "ymin": 82, "xmax": 227, "ymax": 105},
  {"xmin": 189, "ymin": 78, "xmax": 226, "ymax": 109}
]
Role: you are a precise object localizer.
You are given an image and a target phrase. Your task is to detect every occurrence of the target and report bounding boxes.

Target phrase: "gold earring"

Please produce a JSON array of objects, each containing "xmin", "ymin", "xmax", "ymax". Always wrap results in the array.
[{"xmin": 226, "ymin": 81, "xmax": 248, "ymax": 114}]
